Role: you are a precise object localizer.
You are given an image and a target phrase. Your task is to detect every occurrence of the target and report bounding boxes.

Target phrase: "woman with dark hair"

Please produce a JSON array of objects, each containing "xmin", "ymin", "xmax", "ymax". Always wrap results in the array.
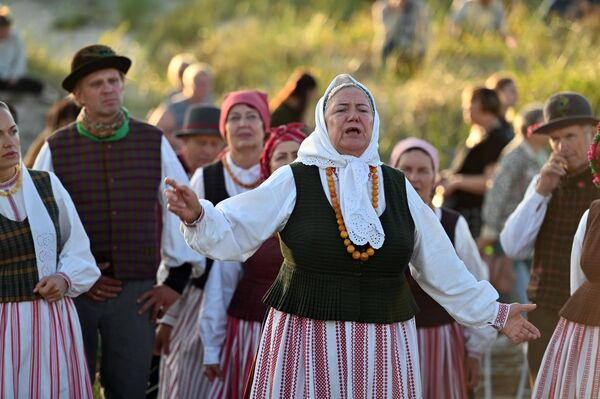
[
  {"xmin": 23, "ymin": 97, "xmax": 81, "ymax": 168},
  {"xmin": 486, "ymin": 73, "xmax": 518, "ymax": 122},
  {"xmin": 270, "ymin": 69, "xmax": 317, "ymax": 127},
  {"xmin": 441, "ymin": 86, "xmax": 514, "ymax": 237}
]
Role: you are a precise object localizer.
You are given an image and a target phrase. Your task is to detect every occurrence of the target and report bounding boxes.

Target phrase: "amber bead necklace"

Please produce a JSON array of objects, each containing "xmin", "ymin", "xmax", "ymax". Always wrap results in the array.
[
  {"xmin": 0, "ymin": 164, "xmax": 22, "ymax": 197},
  {"xmin": 222, "ymin": 155, "xmax": 262, "ymax": 190},
  {"xmin": 326, "ymin": 166, "xmax": 378, "ymax": 262}
]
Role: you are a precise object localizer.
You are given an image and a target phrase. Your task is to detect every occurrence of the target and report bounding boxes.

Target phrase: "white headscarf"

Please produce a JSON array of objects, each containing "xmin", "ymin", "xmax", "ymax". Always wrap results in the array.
[{"xmin": 297, "ymin": 74, "xmax": 385, "ymax": 249}]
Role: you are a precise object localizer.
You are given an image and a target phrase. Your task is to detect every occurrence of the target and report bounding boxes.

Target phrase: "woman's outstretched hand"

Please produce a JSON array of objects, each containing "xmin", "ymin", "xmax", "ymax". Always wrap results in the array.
[
  {"xmin": 500, "ymin": 303, "xmax": 541, "ymax": 344},
  {"xmin": 164, "ymin": 178, "xmax": 203, "ymax": 224}
]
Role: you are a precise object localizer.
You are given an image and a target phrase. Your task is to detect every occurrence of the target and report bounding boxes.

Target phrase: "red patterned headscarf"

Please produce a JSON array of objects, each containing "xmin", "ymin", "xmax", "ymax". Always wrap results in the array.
[{"xmin": 260, "ymin": 123, "xmax": 306, "ymax": 179}]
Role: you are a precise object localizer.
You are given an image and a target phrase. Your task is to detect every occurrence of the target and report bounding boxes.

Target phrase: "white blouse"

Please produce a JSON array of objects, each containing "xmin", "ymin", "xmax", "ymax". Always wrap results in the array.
[
  {"xmin": 197, "ymin": 205, "xmax": 497, "ymax": 365},
  {"xmin": 33, "ymin": 136, "xmax": 204, "ymax": 272},
  {"xmin": 0, "ymin": 172, "xmax": 99, "ymax": 296},
  {"xmin": 570, "ymin": 210, "xmax": 588, "ymax": 295},
  {"xmin": 184, "ymin": 165, "xmax": 504, "ymax": 329},
  {"xmin": 499, "ymin": 174, "xmax": 550, "ymax": 260}
]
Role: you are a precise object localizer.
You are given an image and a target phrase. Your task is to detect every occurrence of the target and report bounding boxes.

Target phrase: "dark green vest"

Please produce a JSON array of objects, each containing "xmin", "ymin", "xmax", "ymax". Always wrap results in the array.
[
  {"xmin": 263, "ymin": 163, "xmax": 418, "ymax": 324},
  {"xmin": 0, "ymin": 170, "xmax": 61, "ymax": 302}
]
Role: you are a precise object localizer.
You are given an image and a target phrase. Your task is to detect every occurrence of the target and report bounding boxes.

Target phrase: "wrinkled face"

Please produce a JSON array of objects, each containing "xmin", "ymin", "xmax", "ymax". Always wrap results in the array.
[
  {"xmin": 180, "ymin": 134, "xmax": 225, "ymax": 171},
  {"xmin": 270, "ymin": 140, "xmax": 301, "ymax": 173},
  {"xmin": 324, "ymin": 87, "xmax": 374, "ymax": 157},
  {"xmin": 225, "ymin": 104, "xmax": 265, "ymax": 152},
  {"xmin": 548, "ymin": 124, "xmax": 593, "ymax": 172},
  {"xmin": 73, "ymin": 68, "xmax": 124, "ymax": 119},
  {"xmin": 395, "ymin": 149, "xmax": 435, "ymax": 203},
  {"xmin": 0, "ymin": 108, "xmax": 20, "ymax": 174},
  {"xmin": 498, "ymin": 82, "xmax": 518, "ymax": 108}
]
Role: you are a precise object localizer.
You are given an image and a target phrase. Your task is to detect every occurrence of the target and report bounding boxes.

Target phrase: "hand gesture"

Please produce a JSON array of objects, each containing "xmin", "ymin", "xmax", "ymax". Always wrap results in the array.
[
  {"xmin": 86, "ymin": 275, "xmax": 123, "ymax": 301},
  {"xmin": 500, "ymin": 303, "xmax": 541, "ymax": 345},
  {"xmin": 204, "ymin": 364, "xmax": 223, "ymax": 382},
  {"xmin": 164, "ymin": 178, "xmax": 203, "ymax": 224},
  {"xmin": 33, "ymin": 274, "xmax": 69, "ymax": 303},
  {"xmin": 137, "ymin": 285, "xmax": 180, "ymax": 321},
  {"xmin": 153, "ymin": 323, "xmax": 173, "ymax": 356},
  {"xmin": 464, "ymin": 355, "xmax": 481, "ymax": 389},
  {"xmin": 536, "ymin": 154, "xmax": 567, "ymax": 196}
]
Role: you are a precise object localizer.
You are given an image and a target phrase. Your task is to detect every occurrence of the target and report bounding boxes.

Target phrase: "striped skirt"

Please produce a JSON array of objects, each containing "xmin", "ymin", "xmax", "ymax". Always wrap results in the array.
[
  {"xmin": 250, "ymin": 308, "xmax": 422, "ymax": 399},
  {"xmin": 417, "ymin": 322, "xmax": 468, "ymax": 399},
  {"xmin": 533, "ymin": 317, "xmax": 600, "ymax": 398},
  {"xmin": 209, "ymin": 316, "xmax": 262, "ymax": 399},
  {"xmin": 0, "ymin": 297, "xmax": 92, "ymax": 399},
  {"xmin": 158, "ymin": 285, "xmax": 212, "ymax": 399}
]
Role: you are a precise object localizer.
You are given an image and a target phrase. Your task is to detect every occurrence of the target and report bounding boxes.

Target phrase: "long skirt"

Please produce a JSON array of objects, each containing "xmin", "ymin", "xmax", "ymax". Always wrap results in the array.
[
  {"xmin": 0, "ymin": 297, "xmax": 92, "ymax": 398},
  {"xmin": 533, "ymin": 317, "xmax": 600, "ymax": 398},
  {"xmin": 158, "ymin": 285, "xmax": 211, "ymax": 399},
  {"xmin": 250, "ymin": 308, "xmax": 422, "ymax": 399},
  {"xmin": 417, "ymin": 322, "xmax": 467, "ymax": 399},
  {"xmin": 209, "ymin": 316, "xmax": 262, "ymax": 399}
]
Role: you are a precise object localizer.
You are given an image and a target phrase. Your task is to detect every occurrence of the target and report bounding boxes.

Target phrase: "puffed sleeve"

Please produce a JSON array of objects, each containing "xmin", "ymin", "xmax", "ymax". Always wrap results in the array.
[{"xmin": 50, "ymin": 173, "xmax": 100, "ymax": 296}]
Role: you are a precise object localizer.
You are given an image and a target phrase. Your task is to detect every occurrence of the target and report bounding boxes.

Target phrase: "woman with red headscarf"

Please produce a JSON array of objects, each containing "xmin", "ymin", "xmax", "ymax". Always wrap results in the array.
[{"xmin": 200, "ymin": 123, "xmax": 306, "ymax": 399}]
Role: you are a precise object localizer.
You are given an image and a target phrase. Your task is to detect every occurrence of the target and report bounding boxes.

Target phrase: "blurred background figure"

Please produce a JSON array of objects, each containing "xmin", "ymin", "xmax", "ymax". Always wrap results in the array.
[
  {"xmin": 149, "ymin": 62, "xmax": 214, "ymax": 151},
  {"xmin": 0, "ymin": 5, "xmax": 44, "ymax": 95},
  {"xmin": 371, "ymin": 0, "xmax": 430, "ymax": 74},
  {"xmin": 23, "ymin": 97, "xmax": 80, "ymax": 168},
  {"xmin": 174, "ymin": 104, "xmax": 224, "ymax": 176},
  {"xmin": 270, "ymin": 69, "xmax": 317, "ymax": 127},
  {"xmin": 450, "ymin": 0, "xmax": 517, "ymax": 48},
  {"xmin": 440, "ymin": 86, "xmax": 513, "ymax": 237},
  {"xmin": 165, "ymin": 53, "xmax": 197, "ymax": 100},
  {"xmin": 486, "ymin": 72, "xmax": 518, "ymax": 123},
  {"xmin": 478, "ymin": 104, "xmax": 548, "ymax": 302}
]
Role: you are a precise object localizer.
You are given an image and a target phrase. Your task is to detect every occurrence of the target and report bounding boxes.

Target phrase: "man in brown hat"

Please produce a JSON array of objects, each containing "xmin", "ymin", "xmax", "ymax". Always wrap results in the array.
[
  {"xmin": 33, "ymin": 44, "xmax": 204, "ymax": 398},
  {"xmin": 500, "ymin": 92, "xmax": 599, "ymax": 382}
]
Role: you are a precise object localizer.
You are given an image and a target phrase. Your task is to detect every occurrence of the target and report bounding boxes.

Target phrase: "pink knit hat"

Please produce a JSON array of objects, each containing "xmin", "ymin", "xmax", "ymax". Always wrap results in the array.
[
  {"xmin": 219, "ymin": 90, "xmax": 270, "ymax": 138},
  {"xmin": 389, "ymin": 137, "xmax": 439, "ymax": 174}
]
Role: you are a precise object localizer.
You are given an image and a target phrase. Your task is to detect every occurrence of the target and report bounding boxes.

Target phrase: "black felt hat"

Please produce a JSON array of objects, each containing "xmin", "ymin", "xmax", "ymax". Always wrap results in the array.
[
  {"xmin": 532, "ymin": 92, "xmax": 599, "ymax": 134},
  {"xmin": 62, "ymin": 44, "xmax": 131, "ymax": 92},
  {"xmin": 174, "ymin": 104, "xmax": 221, "ymax": 137}
]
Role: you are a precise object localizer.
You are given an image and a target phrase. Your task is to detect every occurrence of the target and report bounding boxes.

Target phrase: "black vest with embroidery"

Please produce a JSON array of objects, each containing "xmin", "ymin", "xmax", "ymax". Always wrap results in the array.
[{"xmin": 263, "ymin": 163, "xmax": 418, "ymax": 324}]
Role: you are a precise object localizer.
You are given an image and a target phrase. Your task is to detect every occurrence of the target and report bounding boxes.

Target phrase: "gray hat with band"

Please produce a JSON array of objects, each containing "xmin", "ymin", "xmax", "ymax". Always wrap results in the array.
[
  {"xmin": 532, "ymin": 92, "xmax": 598, "ymax": 135},
  {"xmin": 174, "ymin": 104, "xmax": 221, "ymax": 137}
]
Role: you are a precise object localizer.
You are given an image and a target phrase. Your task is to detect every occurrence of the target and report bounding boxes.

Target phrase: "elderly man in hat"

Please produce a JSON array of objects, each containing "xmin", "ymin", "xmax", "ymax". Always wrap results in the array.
[
  {"xmin": 500, "ymin": 92, "xmax": 600, "ymax": 382},
  {"xmin": 33, "ymin": 44, "xmax": 204, "ymax": 398},
  {"xmin": 174, "ymin": 104, "xmax": 224, "ymax": 175}
]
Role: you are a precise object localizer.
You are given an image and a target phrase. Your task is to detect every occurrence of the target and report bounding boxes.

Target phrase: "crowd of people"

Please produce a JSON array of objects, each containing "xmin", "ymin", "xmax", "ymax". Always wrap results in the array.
[{"xmin": 1, "ymin": 2, "xmax": 600, "ymax": 399}]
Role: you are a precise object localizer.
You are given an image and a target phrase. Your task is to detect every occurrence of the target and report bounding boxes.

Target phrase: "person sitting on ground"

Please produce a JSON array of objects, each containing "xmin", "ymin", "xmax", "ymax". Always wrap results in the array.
[{"xmin": 0, "ymin": 5, "xmax": 44, "ymax": 95}]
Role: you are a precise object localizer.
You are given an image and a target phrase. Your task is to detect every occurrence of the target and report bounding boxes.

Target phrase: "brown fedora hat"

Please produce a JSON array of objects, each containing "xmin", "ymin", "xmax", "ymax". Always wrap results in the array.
[
  {"xmin": 62, "ymin": 44, "xmax": 131, "ymax": 92},
  {"xmin": 174, "ymin": 104, "xmax": 221, "ymax": 137},
  {"xmin": 532, "ymin": 92, "xmax": 599, "ymax": 134}
]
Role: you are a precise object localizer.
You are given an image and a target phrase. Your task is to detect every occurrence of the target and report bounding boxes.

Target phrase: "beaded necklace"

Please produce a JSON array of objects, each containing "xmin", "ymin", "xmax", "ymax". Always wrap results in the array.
[
  {"xmin": 0, "ymin": 165, "xmax": 22, "ymax": 197},
  {"xmin": 327, "ymin": 166, "xmax": 378, "ymax": 261},
  {"xmin": 222, "ymin": 155, "xmax": 263, "ymax": 190}
]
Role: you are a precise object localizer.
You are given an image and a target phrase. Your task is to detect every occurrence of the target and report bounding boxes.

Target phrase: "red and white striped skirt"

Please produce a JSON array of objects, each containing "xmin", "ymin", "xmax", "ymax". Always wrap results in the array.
[
  {"xmin": 209, "ymin": 316, "xmax": 263, "ymax": 399},
  {"xmin": 533, "ymin": 317, "xmax": 600, "ymax": 398},
  {"xmin": 250, "ymin": 308, "xmax": 422, "ymax": 399},
  {"xmin": 416, "ymin": 322, "xmax": 468, "ymax": 399},
  {"xmin": 158, "ymin": 285, "xmax": 212, "ymax": 399},
  {"xmin": 0, "ymin": 297, "xmax": 92, "ymax": 399}
]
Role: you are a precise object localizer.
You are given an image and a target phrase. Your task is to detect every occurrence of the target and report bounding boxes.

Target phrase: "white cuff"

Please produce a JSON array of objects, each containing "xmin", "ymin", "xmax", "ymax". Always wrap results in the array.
[{"xmin": 203, "ymin": 345, "xmax": 221, "ymax": 365}]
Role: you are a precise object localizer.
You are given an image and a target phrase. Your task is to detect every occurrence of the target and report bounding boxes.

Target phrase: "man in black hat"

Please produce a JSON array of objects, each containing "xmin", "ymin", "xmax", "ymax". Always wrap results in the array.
[
  {"xmin": 173, "ymin": 104, "xmax": 224, "ymax": 175},
  {"xmin": 500, "ymin": 92, "xmax": 599, "ymax": 382},
  {"xmin": 33, "ymin": 44, "xmax": 204, "ymax": 398}
]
